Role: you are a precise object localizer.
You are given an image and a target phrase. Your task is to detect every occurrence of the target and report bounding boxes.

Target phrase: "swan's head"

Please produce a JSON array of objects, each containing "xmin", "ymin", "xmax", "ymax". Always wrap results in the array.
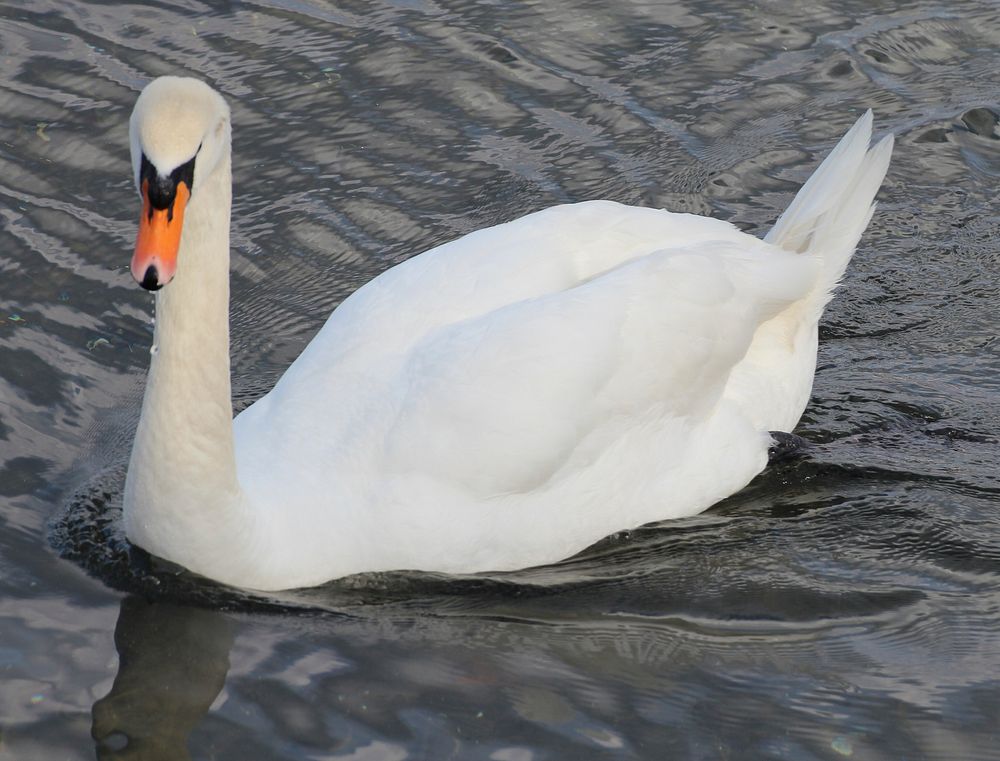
[{"xmin": 128, "ymin": 77, "xmax": 230, "ymax": 290}]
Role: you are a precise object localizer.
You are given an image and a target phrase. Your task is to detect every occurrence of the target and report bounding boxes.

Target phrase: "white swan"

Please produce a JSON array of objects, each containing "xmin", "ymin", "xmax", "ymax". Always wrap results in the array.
[{"xmin": 123, "ymin": 76, "xmax": 892, "ymax": 591}]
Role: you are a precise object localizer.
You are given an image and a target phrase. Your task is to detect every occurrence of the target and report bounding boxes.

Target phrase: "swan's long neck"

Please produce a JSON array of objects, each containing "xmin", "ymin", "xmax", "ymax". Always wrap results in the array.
[{"xmin": 124, "ymin": 153, "xmax": 249, "ymax": 572}]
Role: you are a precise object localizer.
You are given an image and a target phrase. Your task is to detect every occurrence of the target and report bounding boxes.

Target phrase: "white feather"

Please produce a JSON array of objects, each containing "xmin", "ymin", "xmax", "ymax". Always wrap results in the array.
[{"xmin": 122, "ymin": 78, "xmax": 893, "ymax": 590}]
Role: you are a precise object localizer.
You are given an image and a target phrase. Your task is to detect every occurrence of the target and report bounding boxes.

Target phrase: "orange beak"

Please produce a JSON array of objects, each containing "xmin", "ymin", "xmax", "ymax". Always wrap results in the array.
[{"xmin": 131, "ymin": 178, "xmax": 190, "ymax": 290}]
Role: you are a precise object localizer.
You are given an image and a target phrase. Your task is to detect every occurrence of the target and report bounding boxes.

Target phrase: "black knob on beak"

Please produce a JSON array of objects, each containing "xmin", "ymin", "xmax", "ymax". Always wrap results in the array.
[{"xmin": 140, "ymin": 264, "xmax": 162, "ymax": 291}]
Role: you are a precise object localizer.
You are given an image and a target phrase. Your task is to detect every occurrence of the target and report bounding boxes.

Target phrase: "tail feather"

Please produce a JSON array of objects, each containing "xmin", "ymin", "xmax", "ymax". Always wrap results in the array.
[{"xmin": 765, "ymin": 111, "xmax": 893, "ymax": 303}]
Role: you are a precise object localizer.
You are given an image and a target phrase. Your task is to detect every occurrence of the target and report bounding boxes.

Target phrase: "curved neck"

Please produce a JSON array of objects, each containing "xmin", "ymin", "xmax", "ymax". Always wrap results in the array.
[{"xmin": 124, "ymin": 153, "xmax": 245, "ymax": 570}]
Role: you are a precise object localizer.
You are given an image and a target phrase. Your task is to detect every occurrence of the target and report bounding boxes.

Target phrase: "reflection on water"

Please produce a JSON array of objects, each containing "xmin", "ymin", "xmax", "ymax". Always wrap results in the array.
[
  {"xmin": 1, "ymin": 0, "xmax": 1000, "ymax": 758},
  {"xmin": 89, "ymin": 563, "xmax": 1000, "ymax": 760},
  {"xmin": 92, "ymin": 598, "xmax": 232, "ymax": 761}
]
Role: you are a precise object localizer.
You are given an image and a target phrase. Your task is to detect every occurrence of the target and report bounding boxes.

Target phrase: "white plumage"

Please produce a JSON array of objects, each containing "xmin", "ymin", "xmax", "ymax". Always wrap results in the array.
[{"xmin": 122, "ymin": 77, "xmax": 892, "ymax": 590}]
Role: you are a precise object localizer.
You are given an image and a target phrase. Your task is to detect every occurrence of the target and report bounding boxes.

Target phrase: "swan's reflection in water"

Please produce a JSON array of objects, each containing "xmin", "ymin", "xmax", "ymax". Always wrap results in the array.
[
  {"xmin": 87, "ymin": 551, "xmax": 995, "ymax": 761},
  {"xmin": 86, "ymin": 587, "xmax": 673, "ymax": 759},
  {"xmin": 91, "ymin": 597, "xmax": 233, "ymax": 761}
]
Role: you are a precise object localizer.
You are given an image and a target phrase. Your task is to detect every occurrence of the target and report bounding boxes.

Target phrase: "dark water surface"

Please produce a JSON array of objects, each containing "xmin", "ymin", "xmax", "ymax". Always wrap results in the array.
[{"xmin": 2, "ymin": 0, "xmax": 999, "ymax": 758}]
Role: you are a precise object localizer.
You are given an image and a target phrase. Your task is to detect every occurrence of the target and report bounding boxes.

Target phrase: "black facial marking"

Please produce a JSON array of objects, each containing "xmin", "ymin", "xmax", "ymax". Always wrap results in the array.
[{"xmin": 140, "ymin": 149, "xmax": 198, "ymax": 213}]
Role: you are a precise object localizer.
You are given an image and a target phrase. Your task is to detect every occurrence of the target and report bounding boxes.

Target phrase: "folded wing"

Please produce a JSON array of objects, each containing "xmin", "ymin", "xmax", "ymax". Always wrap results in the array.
[{"xmin": 380, "ymin": 241, "xmax": 819, "ymax": 497}]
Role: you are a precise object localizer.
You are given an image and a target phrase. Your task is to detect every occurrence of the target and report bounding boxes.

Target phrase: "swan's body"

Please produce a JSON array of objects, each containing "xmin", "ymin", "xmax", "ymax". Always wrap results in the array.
[{"xmin": 123, "ymin": 77, "xmax": 892, "ymax": 590}]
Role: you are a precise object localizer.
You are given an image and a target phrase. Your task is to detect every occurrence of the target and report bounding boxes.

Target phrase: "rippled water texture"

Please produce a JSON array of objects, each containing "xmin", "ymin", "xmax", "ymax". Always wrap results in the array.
[{"xmin": 1, "ymin": 1, "xmax": 999, "ymax": 759}]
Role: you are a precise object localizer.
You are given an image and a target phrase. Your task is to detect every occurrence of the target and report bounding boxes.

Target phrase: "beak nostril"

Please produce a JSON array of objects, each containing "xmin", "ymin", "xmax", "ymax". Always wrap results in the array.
[{"xmin": 140, "ymin": 265, "xmax": 162, "ymax": 291}]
